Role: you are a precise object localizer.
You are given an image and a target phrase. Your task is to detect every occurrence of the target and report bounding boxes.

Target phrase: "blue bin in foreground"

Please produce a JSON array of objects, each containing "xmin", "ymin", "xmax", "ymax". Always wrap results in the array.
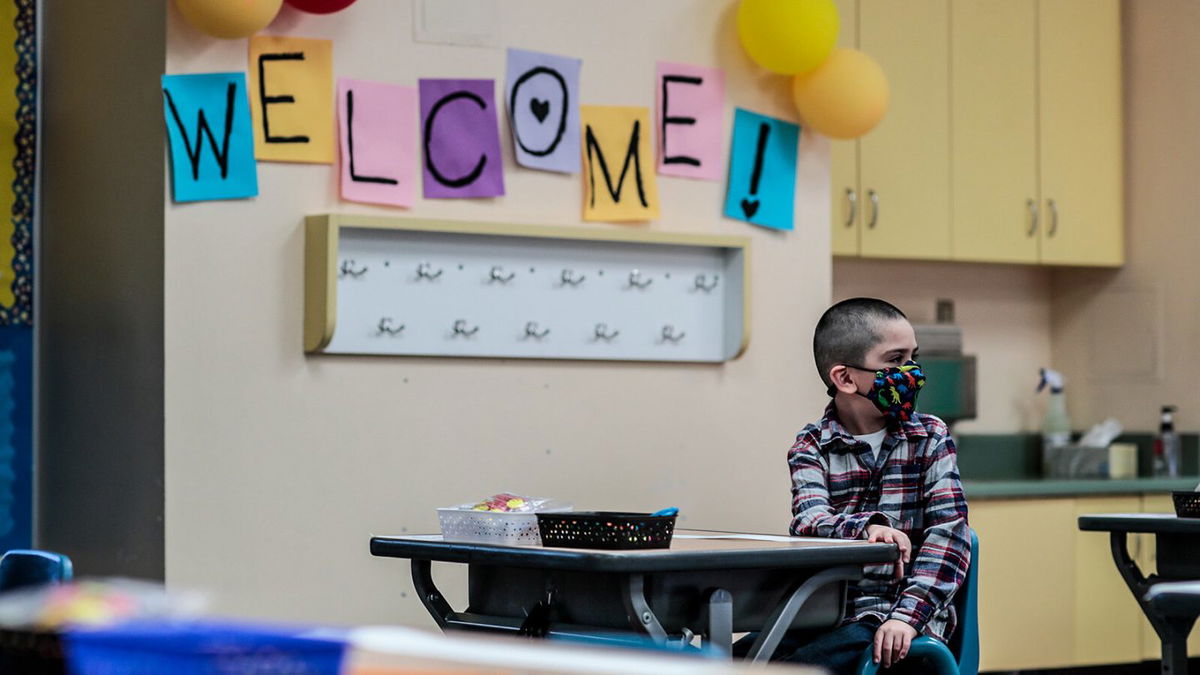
[{"xmin": 64, "ymin": 620, "xmax": 346, "ymax": 674}]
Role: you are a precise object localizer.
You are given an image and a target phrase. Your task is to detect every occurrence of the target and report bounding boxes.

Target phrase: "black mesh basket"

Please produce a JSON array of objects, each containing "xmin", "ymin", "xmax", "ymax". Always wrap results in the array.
[
  {"xmin": 1173, "ymin": 491, "xmax": 1200, "ymax": 518},
  {"xmin": 536, "ymin": 511, "xmax": 677, "ymax": 550}
]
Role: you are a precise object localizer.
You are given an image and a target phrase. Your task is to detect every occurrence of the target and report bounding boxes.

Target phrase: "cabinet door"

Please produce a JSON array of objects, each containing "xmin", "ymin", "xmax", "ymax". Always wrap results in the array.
[
  {"xmin": 950, "ymin": 0, "xmax": 1040, "ymax": 263},
  {"xmin": 1037, "ymin": 0, "xmax": 1124, "ymax": 266},
  {"xmin": 830, "ymin": 138, "xmax": 860, "ymax": 255},
  {"xmin": 830, "ymin": 0, "xmax": 860, "ymax": 257},
  {"xmin": 857, "ymin": 0, "xmax": 951, "ymax": 260},
  {"xmin": 972, "ymin": 498, "xmax": 1075, "ymax": 670},
  {"xmin": 1073, "ymin": 496, "xmax": 1144, "ymax": 666}
]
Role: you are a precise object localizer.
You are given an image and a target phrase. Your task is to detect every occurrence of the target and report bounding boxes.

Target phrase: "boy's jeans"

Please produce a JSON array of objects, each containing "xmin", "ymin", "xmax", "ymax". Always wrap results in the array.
[{"xmin": 733, "ymin": 618, "xmax": 929, "ymax": 675}]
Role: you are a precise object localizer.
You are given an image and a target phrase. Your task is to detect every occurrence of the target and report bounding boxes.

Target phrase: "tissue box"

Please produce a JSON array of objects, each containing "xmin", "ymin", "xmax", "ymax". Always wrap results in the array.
[{"xmin": 1042, "ymin": 445, "xmax": 1108, "ymax": 479}]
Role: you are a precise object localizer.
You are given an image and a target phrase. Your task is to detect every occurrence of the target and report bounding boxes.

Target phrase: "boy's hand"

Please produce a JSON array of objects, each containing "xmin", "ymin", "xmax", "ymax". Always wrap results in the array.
[
  {"xmin": 865, "ymin": 524, "xmax": 912, "ymax": 579},
  {"xmin": 873, "ymin": 619, "xmax": 918, "ymax": 667}
]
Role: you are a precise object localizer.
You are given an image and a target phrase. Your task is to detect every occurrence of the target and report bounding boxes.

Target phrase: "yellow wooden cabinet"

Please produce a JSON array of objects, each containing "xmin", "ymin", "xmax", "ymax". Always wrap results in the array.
[
  {"xmin": 1037, "ymin": 0, "xmax": 1124, "ymax": 266},
  {"xmin": 971, "ymin": 498, "xmax": 1076, "ymax": 670},
  {"xmin": 832, "ymin": 0, "xmax": 1123, "ymax": 267},
  {"xmin": 950, "ymin": 0, "xmax": 1040, "ymax": 264},
  {"xmin": 973, "ymin": 494, "xmax": 1194, "ymax": 671},
  {"xmin": 1072, "ymin": 496, "xmax": 1144, "ymax": 666},
  {"xmin": 830, "ymin": 0, "xmax": 859, "ymax": 257},
  {"xmin": 830, "ymin": 0, "xmax": 951, "ymax": 260}
]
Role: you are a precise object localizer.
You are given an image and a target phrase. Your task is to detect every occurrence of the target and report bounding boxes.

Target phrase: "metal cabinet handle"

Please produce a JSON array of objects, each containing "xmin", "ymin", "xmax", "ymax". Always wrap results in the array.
[
  {"xmin": 1026, "ymin": 198, "xmax": 1039, "ymax": 237},
  {"xmin": 1047, "ymin": 198, "xmax": 1058, "ymax": 237},
  {"xmin": 844, "ymin": 188, "xmax": 857, "ymax": 228},
  {"xmin": 867, "ymin": 189, "xmax": 879, "ymax": 229}
]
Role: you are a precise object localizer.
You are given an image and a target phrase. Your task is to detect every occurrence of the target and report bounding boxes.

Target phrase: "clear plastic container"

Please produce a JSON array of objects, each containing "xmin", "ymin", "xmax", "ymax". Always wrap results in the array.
[{"xmin": 437, "ymin": 501, "xmax": 572, "ymax": 545}]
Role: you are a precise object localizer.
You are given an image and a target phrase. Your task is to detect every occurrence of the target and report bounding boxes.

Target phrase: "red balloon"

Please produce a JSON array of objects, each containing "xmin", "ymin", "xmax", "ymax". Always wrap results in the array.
[{"xmin": 285, "ymin": 0, "xmax": 357, "ymax": 13}]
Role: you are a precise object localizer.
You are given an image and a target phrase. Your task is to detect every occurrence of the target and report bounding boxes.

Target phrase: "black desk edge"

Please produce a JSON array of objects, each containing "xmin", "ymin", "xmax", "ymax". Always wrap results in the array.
[
  {"xmin": 1078, "ymin": 514, "xmax": 1200, "ymax": 534},
  {"xmin": 369, "ymin": 536, "xmax": 898, "ymax": 573}
]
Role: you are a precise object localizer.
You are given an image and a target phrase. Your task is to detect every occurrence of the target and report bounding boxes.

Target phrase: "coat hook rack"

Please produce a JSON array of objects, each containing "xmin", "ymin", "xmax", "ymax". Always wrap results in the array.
[{"xmin": 308, "ymin": 215, "xmax": 749, "ymax": 362}]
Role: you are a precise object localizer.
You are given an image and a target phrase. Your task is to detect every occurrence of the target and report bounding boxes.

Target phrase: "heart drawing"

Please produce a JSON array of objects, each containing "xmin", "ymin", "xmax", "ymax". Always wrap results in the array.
[{"xmin": 530, "ymin": 98, "xmax": 550, "ymax": 123}]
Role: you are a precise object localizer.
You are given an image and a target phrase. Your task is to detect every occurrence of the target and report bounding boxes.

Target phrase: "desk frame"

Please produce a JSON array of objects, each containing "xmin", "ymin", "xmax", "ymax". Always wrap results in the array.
[
  {"xmin": 373, "ymin": 533, "xmax": 897, "ymax": 662},
  {"xmin": 1079, "ymin": 515, "xmax": 1200, "ymax": 675}
]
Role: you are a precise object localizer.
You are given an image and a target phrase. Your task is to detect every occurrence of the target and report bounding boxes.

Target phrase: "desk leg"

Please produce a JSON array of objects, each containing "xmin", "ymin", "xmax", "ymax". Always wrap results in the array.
[
  {"xmin": 746, "ymin": 565, "xmax": 862, "ymax": 664},
  {"xmin": 411, "ymin": 560, "xmax": 453, "ymax": 631},
  {"xmin": 1161, "ymin": 622, "xmax": 1191, "ymax": 675},
  {"xmin": 705, "ymin": 588, "xmax": 733, "ymax": 657},
  {"xmin": 621, "ymin": 574, "xmax": 668, "ymax": 643},
  {"xmin": 1107, "ymin": 532, "xmax": 1189, "ymax": 675}
]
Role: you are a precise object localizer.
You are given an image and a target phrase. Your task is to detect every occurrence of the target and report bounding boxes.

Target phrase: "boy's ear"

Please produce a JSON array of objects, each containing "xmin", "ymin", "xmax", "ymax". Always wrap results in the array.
[{"xmin": 829, "ymin": 364, "xmax": 859, "ymax": 396}]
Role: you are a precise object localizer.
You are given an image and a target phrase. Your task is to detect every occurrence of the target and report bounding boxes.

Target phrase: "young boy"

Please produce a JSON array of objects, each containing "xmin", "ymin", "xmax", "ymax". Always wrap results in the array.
[{"xmin": 782, "ymin": 298, "xmax": 971, "ymax": 673}]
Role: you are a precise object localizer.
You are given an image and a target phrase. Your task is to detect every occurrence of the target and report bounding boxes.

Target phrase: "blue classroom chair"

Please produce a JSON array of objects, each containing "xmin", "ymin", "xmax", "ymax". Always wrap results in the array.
[
  {"xmin": 0, "ymin": 549, "xmax": 74, "ymax": 592},
  {"xmin": 856, "ymin": 529, "xmax": 979, "ymax": 675}
]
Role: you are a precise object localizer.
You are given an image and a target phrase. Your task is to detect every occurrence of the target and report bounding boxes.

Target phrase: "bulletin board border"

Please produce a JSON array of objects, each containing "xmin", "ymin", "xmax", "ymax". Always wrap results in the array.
[{"xmin": 2, "ymin": 0, "xmax": 34, "ymax": 326}]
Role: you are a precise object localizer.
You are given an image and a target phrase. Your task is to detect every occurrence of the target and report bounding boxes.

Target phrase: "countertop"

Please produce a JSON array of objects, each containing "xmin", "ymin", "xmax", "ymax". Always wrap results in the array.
[{"xmin": 963, "ymin": 477, "xmax": 1199, "ymax": 499}]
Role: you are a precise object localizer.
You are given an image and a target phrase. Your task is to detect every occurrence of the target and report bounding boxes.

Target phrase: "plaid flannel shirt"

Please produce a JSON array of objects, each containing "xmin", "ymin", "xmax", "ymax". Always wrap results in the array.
[{"xmin": 787, "ymin": 404, "xmax": 971, "ymax": 641}]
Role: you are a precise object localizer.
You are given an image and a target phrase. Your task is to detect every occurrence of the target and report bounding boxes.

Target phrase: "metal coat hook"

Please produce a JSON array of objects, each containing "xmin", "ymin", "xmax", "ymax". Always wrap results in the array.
[
  {"xmin": 524, "ymin": 321, "xmax": 551, "ymax": 339},
  {"xmin": 661, "ymin": 325, "xmax": 686, "ymax": 343},
  {"xmin": 452, "ymin": 319, "xmax": 480, "ymax": 337},
  {"xmin": 339, "ymin": 259, "xmax": 368, "ymax": 278},
  {"xmin": 628, "ymin": 269, "xmax": 653, "ymax": 289},
  {"xmin": 594, "ymin": 323, "xmax": 620, "ymax": 341},
  {"xmin": 694, "ymin": 274, "xmax": 719, "ymax": 292},
  {"xmin": 377, "ymin": 317, "xmax": 405, "ymax": 336},
  {"xmin": 416, "ymin": 262, "xmax": 443, "ymax": 280},
  {"xmin": 560, "ymin": 269, "xmax": 586, "ymax": 286},
  {"xmin": 489, "ymin": 266, "xmax": 516, "ymax": 283}
]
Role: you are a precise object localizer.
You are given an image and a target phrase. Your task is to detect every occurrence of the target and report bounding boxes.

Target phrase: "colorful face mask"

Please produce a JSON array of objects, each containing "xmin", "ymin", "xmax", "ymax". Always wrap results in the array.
[{"xmin": 843, "ymin": 361, "xmax": 926, "ymax": 422}]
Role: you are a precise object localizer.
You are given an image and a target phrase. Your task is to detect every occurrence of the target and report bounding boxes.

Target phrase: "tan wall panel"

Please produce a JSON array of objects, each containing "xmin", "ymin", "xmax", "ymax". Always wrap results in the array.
[
  {"xmin": 164, "ymin": 1, "xmax": 834, "ymax": 626},
  {"xmin": 1051, "ymin": 0, "xmax": 1200, "ymax": 432}
]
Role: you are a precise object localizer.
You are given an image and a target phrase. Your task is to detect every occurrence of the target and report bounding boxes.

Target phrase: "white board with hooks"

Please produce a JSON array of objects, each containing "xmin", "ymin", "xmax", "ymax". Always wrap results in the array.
[{"xmin": 304, "ymin": 215, "xmax": 750, "ymax": 363}]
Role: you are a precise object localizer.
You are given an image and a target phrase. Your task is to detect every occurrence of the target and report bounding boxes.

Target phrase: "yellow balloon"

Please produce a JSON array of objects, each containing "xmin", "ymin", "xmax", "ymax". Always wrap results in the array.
[
  {"xmin": 175, "ymin": 0, "xmax": 283, "ymax": 39},
  {"xmin": 792, "ymin": 48, "xmax": 889, "ymax": 139},
  {"xmin": 737, "ymin": 0, "xmax": 839, "ymax": 75}
]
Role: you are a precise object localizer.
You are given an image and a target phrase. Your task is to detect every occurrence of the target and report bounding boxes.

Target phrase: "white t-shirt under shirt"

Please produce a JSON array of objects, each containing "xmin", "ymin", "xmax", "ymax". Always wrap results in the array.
[{"xmin": 852, "ymin": 427, "xmax": 888, "ymax": 464}]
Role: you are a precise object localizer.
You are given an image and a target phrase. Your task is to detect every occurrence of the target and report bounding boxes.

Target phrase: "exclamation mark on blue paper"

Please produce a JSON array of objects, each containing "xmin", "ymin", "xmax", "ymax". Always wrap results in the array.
[{"xmin": 739, "ymin": 122, "xmax": 770, "ymax": 219}]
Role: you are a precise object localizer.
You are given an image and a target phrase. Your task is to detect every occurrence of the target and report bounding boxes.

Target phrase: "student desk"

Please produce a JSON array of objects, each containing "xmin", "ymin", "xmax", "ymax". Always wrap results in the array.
[
  {"xmin": 1078, "ymin": 514, "xmax": 1200, "ymax": 674},
  {"xmin": 369, "ymin": 530, "xmax": 897, "ymax": 662}
]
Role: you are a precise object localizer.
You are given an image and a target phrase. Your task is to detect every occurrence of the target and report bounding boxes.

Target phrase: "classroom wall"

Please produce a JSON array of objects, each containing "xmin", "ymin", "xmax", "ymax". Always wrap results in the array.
[
  {"xmin": 163, "ymin": 1, "xmax": 834, "ymax": 625},
  {"xmin": 38, "ymin": 0, "xmax": 166, "ymax": 578},
  {"xmin": 833, "ymin": 260, "xmax": 1054, "ymax": 434},
  {"xmin": 1050, "ymin": 0, "xmax": 1196, "ymax": 433}
]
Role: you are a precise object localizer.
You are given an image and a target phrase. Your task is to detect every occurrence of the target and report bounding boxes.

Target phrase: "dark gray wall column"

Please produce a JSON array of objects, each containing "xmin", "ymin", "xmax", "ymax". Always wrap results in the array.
[{"xmin": 37, "ymin": 0, "xmax": 165, "ymax": 579}]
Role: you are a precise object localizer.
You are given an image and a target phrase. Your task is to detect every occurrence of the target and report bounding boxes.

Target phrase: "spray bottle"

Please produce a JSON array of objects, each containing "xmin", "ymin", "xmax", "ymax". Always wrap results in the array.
[
  {"xmin": 1037, "ymin": 368, "xmax": 1072, "ymax": 454},
  {"xmin": 1154, "ymin": 405, "xmax": 1180, "ymax": 478}
]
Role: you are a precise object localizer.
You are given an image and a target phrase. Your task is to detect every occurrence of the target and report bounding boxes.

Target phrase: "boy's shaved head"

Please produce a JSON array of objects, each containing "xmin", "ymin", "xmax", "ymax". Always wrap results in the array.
[{"xmin": 813, "ymin": 298, "xmax": 908, "ymax": 387}]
